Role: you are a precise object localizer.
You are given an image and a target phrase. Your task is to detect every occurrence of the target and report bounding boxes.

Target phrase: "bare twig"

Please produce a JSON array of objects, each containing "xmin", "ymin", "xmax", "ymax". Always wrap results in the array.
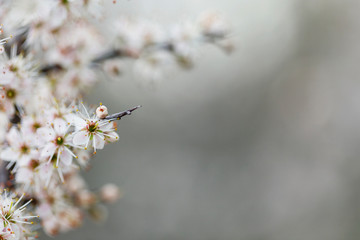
[{"xmin": 104, "ymin": 105, "xmax": 141, "ymax": 121}]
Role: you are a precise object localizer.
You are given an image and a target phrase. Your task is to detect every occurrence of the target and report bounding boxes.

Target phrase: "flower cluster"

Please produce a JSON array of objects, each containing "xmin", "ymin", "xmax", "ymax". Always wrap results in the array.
[
  {"xmin": 0, "ymin": 190, "xmax": 37, "ymax": 240},
  {"xmin": 0, "ymin": 95, "xmax": 137, "ymax": 236},
  {"xmin": 0, "ymin": 1, "xmax": 232, "ymax": 239},
  {"xmin": 1, "ymin": 1, "xmax": 232, "ymax": 95},
  {"xmin": 113, "ymin": 11, "xmax": 233, "ymax": 83},
  {"xmin": 0, "ymin": 40, "xmax": 138, "ymax": 237}
]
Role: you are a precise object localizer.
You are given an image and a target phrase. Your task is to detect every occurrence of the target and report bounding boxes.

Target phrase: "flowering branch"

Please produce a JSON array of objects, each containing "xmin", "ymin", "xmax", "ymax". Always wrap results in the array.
[{"xmin": 0, "ymin": 1, "xmax": 233, "ymax": 238}]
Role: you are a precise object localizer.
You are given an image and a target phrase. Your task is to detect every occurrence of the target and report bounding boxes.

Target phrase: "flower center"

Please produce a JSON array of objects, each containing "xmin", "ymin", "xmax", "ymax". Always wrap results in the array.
[
  {"xmin": 87, "ymin": 121, "xmax": 98, "ymax": 133},
  {"xmin": 9, "ymin": 64, "xmax": 18, "ymax": 72},
  {"xmin": 20, "ymin": 145, "xmax": 30, "ymax": 154},
  {"xmin": 6, "ymin": 89, "xmax": 16, "ymax": 99},
  {"xmin": 56, "ymin": 136, "xmax": 64, "ymax": 146},
  {"xmin": 32, "ymin": 122, "xmax": 41, "ymax": 132},
  {"xmin": 29, "ymin": 159, "xmax": 39, "ymax": 170}
]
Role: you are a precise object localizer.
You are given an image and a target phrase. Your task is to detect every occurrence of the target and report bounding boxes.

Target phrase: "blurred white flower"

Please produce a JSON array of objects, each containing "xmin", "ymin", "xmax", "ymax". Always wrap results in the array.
[
  {"xmin": 134, "ymin": 50, "xmax": 175, "ymax": 83},
  {"xmin": 100, "ymin": 183, "xmax": 122, "ymax": 204},
  {"xmin": 197, "ymin": 11, "xmax": 231, "ymax": 39},
  {"xmin": 0, "ymin": 127, "xmax": 38, "ymax": 170}
]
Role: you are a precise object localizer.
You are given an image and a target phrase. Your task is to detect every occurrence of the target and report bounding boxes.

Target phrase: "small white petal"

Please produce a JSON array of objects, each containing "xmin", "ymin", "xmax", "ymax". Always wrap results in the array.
[
  {"xmin": 16, "ymin": 168, "xmax": 34, "ymax": 184},
  {"xmin": 54, "ymin": 118, "xmax": 67, "ymax": 135},
  {"xmin": 19, "ymin": 155, "xmax": 31, "ymax": 166},
  {"xmin": 99, "ymin": 122, "xmax": 114, "ymax": 131},
  {"xmin": 73, "ymin": 131, "xmax": 89, "ymax": 146},
  {"xmin": 60, "ymin": 149, "xmax": 73, "ymax": 166},
  {"xmin": 0, "ymin": 147, "xmax": 19, "ymax": 161},
  {"xmin": 41, "ymin": 143, "xmax": 57, "ymax": 158},
  {"xmin": 105, "ymin": 131, "xmax": 119, "ymax": 143},
  {"xmin": 94, "ymin": 134, "xmax": 105, "ymax": 150},
  {"xmin": 37, "ymin": 127, "xmax": 55, "ymax": 142},
  {"xmin": 7, "ymin": 127, "xmax": 22, "ymax": 147},
  {"xmin": 72, "ymin": 115, "xmax": 87, "ymax": 130}
]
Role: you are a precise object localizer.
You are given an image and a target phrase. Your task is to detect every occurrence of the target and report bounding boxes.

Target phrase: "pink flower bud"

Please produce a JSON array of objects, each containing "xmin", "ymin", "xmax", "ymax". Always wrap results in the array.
[
  {"xmin": 96, "ymin": 105, "xmax": 108, "ymax": 119},
  {"xmin": 100, "ymin": 183, "xmax": 121, "ymax": 203}
]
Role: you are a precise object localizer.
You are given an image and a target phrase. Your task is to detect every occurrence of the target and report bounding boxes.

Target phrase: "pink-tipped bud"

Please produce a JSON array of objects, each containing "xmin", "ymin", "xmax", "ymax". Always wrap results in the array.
[
  {"xmin": 100, "ymin": 183, "xmax": 122, "ymax": 204},
  {"xmin": 96, "ymin": 105, "xmax": 108, "ymax": 119}
]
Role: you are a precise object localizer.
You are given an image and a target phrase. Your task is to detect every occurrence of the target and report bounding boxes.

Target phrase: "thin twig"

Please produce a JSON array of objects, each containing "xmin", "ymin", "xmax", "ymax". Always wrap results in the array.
[{"xmin": 104, "ymin": 105, "xmax": 141, "ymax": 121}]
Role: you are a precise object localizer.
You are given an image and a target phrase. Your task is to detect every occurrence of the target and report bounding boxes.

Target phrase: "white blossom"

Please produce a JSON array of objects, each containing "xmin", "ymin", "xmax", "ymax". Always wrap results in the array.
[
  {"xmin": 0, "ymin": 190, "xmax": 38, "ymax": 239},
  {"xmin": 72, "ymin": 103, "xmax": 119, "ymax": 154}
]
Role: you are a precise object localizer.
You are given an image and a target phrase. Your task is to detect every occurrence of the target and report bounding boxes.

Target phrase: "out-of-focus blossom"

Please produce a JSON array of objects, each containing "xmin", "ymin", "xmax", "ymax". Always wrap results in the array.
[
  {"xmin": 100, "ymin": 183, "xmax": 122, "ymax": 204},
  {"xmin": 197, "ymin": 11, "xmax": 231, "ymax": 39},
  {"xmin": 0, "ymin": 127, "xmax": 38, "ymax": 170}
]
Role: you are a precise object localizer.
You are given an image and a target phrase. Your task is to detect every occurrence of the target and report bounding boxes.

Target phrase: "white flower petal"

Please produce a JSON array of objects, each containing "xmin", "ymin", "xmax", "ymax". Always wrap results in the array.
[
  {"xmin": 37, "ymin": 126, "xmax": 55, "ymax": 142},
  {"xmin": 99, "ymin": 122, "xmax": 114, "ymax": 131},
  {"xmin": 94, "ymin": 134, "xmax": 105, "ymax": 150},
  {"xmin": 19, "ymin": 155, "xmax": 31, "ymax": 166},
  {"xmin": 64, "ymin": 113, "xmax": 77, "ymax": 124},
  {"xmin": 105, "ymin": 131, "xmax": 119, "ymax": 143},
  {"xmin": 6, "ymin": 127, "xmax": 22, "ymax": 147},
  {"xmin": 60, "ymin": 149, "xmax": 72, "ymax": 166},
  {"xmin": 72, "ymin": 115, "xmax": 87, "ymax": 130},
  {"xmin": 73, "ymin": 131, "xmax": 88, "ymax": 146},
  {"xmin": 41, "ymin": 143, "xmax": 56, "ymax": 158},
  {"xmin": 0, "ymin": 70, "xmax": 15, "ymax": 85},
  {"xmin": 16, "ymin": 168, "xmax": 34, "ymax": 184},
  {"xmin": 0, "ymin": 147, "xmax": 19, "ymax": 161},
  {"xmin": 54, "ymin": 118, "xmax": 67, "ymax": 135}
]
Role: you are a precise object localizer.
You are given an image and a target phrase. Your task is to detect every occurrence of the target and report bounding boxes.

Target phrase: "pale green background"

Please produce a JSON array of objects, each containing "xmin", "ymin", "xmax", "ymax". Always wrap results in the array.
[{"xmin": 52, "ymin": 0, "xmax": 360, "ymax": 239}]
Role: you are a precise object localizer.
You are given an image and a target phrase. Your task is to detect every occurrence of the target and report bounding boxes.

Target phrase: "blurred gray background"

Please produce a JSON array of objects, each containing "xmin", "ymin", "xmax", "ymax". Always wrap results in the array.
[{"xmin": 54, "ymin": 0, "xmax": 360, "ymax": 239}]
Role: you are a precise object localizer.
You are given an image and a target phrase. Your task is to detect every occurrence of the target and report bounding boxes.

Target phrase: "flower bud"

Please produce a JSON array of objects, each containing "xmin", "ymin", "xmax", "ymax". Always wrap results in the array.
[
  {"xmin": 77, "ymin": 190, "xmax": 97, "ymax": 208},
  {"xmin": 100, "ymin": 183, "xmax": 122, "ymax": 204},
  {"xmin": 96, "ymin": 105, "xmax": 108, "ymax": 119}
]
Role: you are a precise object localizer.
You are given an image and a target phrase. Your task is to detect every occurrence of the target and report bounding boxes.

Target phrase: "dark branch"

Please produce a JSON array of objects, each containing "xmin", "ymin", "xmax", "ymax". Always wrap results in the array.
[
  {"xmin": 91, "ymin": 49, "xmax": 129, "ymax": 65},
  {"xmin": 40, "ymin": 64, "xmax": 64, "ymax": 74},
  {"xmin": 104, "ymin": 105, "xmax": 141, "ymax": 121},
  {"xmin": 0, "ymin": 162, "xmax": 14, "ymax": 189},
  {"xmin": 0, "ymin": 162, "xmax": 9, "ymax": 187}
]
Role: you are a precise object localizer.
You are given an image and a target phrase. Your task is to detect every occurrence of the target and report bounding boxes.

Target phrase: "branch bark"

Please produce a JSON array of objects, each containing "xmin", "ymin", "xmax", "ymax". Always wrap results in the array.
[{"xmin": 104, "ymin": 105, "xmax": 142, "ymax": 121}]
